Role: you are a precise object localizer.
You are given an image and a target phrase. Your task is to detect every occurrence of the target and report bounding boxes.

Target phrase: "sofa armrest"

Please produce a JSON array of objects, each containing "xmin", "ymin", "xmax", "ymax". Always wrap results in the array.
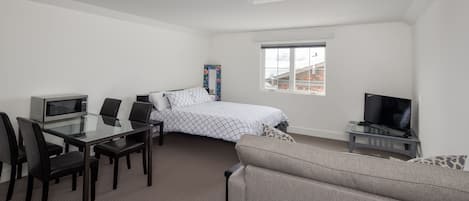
[
  {"xmin": 225, "ymin": 163, "xmax": 242, "ymax": 201},
  {"xmin": 227, "ymin": 165, "xmax": 245, "ymax": 201},
  {"xmin": 225, "ymin": 163, "xmax": 242, "ymax": 178}
]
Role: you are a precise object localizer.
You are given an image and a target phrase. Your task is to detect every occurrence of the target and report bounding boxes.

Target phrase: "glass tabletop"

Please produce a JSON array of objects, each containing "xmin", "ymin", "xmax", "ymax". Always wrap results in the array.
[{"xmin": 41, "ymin": 114, "xmax": 150, "ymax": 145}]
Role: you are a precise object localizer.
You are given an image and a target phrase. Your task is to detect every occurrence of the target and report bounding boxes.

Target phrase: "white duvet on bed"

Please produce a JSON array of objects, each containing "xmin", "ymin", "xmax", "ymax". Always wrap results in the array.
[{"xmin": 150, "ymin": 101, "xmax": 288, "ymax": 142}]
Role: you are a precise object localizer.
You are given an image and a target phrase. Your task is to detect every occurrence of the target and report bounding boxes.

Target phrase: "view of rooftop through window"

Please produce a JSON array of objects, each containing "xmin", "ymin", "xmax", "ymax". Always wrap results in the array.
[{"xmin": 263, "ymin": 45, "xmax": 326, "ymax": 95}]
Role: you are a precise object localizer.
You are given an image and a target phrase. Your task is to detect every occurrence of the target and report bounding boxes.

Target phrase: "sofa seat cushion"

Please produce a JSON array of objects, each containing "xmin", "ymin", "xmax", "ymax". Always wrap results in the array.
[{"xmin": 245, "ymin": 165, "xmax": 399, "ymax": 201}]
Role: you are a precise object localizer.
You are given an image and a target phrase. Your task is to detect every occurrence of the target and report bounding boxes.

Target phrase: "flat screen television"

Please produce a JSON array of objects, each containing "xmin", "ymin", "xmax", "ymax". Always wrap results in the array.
[{"xmin": 364, "ymin": 93, "xmax": 411, "ymax": 131}]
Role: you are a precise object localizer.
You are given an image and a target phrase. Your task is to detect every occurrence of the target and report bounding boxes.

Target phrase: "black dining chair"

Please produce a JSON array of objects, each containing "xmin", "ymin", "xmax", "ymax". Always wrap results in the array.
[
  {"xmin": 18, "ymin": 134, "xmax": 63, "ymax": 180},
  {"xmin": 94, "ymin": 102, "xmax": 152, "ymax": 189},
  {"xmin": 0, "ymin": 112, "xmax": 63, "ymax": 201},
  {"xmin": 99, "ymin": 98, "xmax": 122, "ymax": 118},
  {"xmin": 65, "ymin": 98, "xmax": 122, "ymax": 153},
  {"xmin": 17, "ymin": 117, "xmax": 99, "ymax": 201}
]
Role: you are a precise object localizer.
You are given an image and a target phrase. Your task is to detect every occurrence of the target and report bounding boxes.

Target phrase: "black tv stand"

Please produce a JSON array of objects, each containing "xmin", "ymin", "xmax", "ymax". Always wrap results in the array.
[
  {"xmin": 346, "ymin": 121, "xmax": 420, "ymax": 158},
  {"xmin": 357, "ymin": 121, "xmax": 370, "ymax": 126}
]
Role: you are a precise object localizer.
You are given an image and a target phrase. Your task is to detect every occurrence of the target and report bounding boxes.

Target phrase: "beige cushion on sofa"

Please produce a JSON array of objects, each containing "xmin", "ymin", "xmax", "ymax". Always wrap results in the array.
[
  {"xmin": 236, "ymin": 135, "xmax": 469, "ymax": 201},
  {"xmin": 245, "ymin": 165, "xmax": 399, "ymax": 201}
]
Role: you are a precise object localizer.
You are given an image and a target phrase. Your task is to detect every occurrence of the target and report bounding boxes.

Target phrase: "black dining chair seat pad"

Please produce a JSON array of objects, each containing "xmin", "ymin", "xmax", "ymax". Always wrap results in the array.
[
  {"xmin": 49, "ymin": 151, "xmax": 98, "ymax": 178},
  {"xmin": 45, "ymin": 142, "xmax": 64, "ymax": 156},
  {"xmin": 94, "ymin": 139, "xmax": 145, "ymax": 157},
  {"xmin": 18, "ymin": 142, "xmax": 63, "ymax": 163}
]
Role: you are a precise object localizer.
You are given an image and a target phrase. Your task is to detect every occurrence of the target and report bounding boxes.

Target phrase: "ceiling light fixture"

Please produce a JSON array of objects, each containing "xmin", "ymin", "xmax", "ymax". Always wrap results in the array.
[{"xmin": 250, "ymin": 0, "xmax": 286, "ymax": 5}]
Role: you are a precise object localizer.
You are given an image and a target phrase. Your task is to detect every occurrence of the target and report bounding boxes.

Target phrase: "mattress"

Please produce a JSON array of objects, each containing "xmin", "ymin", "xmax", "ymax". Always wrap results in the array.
[{"xmin": 150, "ymin": 101, "xmax": 288, "ymax": 142}]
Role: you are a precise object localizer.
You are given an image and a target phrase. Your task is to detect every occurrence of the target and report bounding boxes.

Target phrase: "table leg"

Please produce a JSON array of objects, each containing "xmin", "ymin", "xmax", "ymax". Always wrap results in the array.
[
  {"xmin": 410, "ymin": 142, "xmax": 417, "ymax": 158},
  {"xmin": 348, "ymin": 134, "xmax": 355, "ymax": 153},
  {"xmin": 82, "ymin": 145, "xmax": 91, "ymax": 201},
  {"xmin": 158, "ymin": 123, "xmax": 164, "ymax": 146},
  {"xmin": 147, "ymin": 129, "xmax": 152, "ymax": 186}
]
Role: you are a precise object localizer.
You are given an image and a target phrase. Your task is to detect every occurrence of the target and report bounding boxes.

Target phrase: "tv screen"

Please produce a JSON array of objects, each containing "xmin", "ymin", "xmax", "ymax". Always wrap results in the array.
[{"xmin": 364, "ymin": 93, "xmax": 411, "ymax": 131}]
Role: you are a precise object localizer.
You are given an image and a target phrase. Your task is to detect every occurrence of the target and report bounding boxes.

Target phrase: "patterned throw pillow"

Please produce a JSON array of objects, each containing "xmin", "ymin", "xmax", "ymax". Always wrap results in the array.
[
  {"xmin": 187, "ymin": 87, "xmax": 212, "ymax": 104},
  {"xmin": 407, "ymin": 155, "xmax": 467, "ymax": 170},
  {"xmin": 166, "ymin": 90, "xmax": 195, "ymax": 108},
  {"xmin": 261, "ymin": 124, "xmax": 296, "ymax": 143}
]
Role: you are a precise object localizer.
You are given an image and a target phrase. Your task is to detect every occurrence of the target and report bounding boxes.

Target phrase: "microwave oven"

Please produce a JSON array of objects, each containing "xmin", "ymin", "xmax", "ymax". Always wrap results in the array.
[{"xmin": 30, "ymin": 94, "xmax": 88, "ymax": 122}]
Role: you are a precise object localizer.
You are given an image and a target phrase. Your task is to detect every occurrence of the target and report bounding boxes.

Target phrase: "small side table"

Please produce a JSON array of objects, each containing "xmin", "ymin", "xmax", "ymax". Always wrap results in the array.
[
  {"xmin": 346, "ymin": 122, "xmax": 420, "ymax": 158},
  {"xmin": 149, "ymin": 120, "xmax": 164, "ymax": 146}
]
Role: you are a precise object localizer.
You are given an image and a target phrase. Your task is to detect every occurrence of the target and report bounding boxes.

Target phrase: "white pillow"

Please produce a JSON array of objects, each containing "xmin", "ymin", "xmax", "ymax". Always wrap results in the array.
[
  {"xmin": 187, "ymin": 87, "xmax": 213, "ymax": 104},
  {"xmin": 166, "ymin": 90, "xmax": 195, "ymax": 108},
  {"xmin": 149, "ymin": 92, "xmax": 170, "ymax": 111}
]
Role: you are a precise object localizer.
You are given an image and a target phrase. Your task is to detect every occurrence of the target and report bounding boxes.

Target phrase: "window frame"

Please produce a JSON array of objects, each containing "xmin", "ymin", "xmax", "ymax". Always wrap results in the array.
[{"xmin": 259, "ymin": 41, "xmax": 327, "ymax": 96}]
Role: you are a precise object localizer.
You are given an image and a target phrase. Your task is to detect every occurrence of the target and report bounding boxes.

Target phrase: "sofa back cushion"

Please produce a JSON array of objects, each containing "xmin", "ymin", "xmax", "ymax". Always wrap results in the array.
[{"xmin": 236, "ymin": 135, "xmax": 469, "ymax": 201}]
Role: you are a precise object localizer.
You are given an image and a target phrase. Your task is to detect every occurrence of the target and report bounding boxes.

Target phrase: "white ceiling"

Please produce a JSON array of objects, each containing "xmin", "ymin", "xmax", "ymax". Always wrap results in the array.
[{"xmin": 65, "ymin": 0, "xmax": 420, "ymax": 33}]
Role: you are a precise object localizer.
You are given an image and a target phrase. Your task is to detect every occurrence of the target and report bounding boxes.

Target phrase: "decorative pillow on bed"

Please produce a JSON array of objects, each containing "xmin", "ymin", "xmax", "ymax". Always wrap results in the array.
[
  {"xmin": 187, "ymin": 87, "xmax": 212, "ymax": 104},
  {"xmin": 261, "ymin": 124, "xmax": 296, "ymax": 143},
  {"xmin": 407, "ymin": 155, "xmax": 467, "ymax": 170},
  {"xmin": 149, "ymin": 92, "xmax": 171, "ymax": 111},
  {"xmin": 166, "ymin": 90, "xmax": 196, "ymax": 108}
]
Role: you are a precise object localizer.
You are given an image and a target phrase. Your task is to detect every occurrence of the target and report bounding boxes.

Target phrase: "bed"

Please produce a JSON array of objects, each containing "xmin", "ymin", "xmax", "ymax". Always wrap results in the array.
[{"xmin": 137, "ymin": 88, "xmax": 288, "ymax": 142}]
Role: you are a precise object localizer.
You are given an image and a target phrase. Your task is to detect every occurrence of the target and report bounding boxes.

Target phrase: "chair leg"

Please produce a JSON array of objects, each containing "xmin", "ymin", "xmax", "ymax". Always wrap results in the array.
[
  {"xmin": 109, "ymin": 157, "xmax": 113, "ymax": 164},
  {"xmin": 55, "ymin": 155, "xmax": 60, "ymax": 184},
  {"xmin": 95, "ymin": 152, "xmax": 100, "ymax": 159},
  {"xmin": 126, "ymin": 154, "xmax": 131, "ymax": 169},
  {"xmin": 41, "ymin": 181, "xmax": 49, "ymax": 201},
  {"xmin": 142, "ymin": 149, "xmax": 147, "ymax": 175},
  {"xmin": 26, "ymin": 174, "xmax": 34, "ymax": 201},
  {"xmin": 6, "ymin": 162, "xmax": 16, "ymax": 201},
  {"xmin": 93, "ymin": 162, "xmax": 99, "ymax": 183},
  {"xmin": 91, "ymin": 166, "xmax": 98, "ymax": 201},
  {"xmin": 72, "ymin": 173, "xmax": 77, "ymax": 191},
  {"xmin": 159, "ymin": 125, "xmax": 164, "ymax": 146},
  {"xmin": 16, "ymin": 163, "xmax": 22, "ymax": 179},
  {"xmin": 65, "ymin": 143, "xmax": 70, "ymax": 153},
  {"xmin": 0, "ymin": 161, "xmax": 3, "ymax": 178},
  {"xmin": 113, "ymin": 157, "xmax": 119, "ymax": 189}
]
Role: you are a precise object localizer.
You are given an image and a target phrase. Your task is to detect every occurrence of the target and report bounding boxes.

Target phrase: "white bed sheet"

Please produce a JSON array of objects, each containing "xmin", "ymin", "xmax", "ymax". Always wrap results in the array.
[{"xmin": 150, "ymin": 101, "xmax": 288, "ymax": 142}]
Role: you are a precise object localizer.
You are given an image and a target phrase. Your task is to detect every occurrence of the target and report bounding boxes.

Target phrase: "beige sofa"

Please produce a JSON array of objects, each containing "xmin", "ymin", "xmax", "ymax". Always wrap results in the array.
[{"xmin": 228, "ymin": 135, "xmax": 469, "ymax": 201}]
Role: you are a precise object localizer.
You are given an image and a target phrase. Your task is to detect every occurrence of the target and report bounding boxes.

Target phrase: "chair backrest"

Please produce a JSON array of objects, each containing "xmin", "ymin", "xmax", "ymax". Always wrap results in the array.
[
  {"xmin": 127, "ymin": 102, "xmax": 153, "ymax": 142},
  {"xmin": 0, "ymin": 112, "xmax": 18, "ymax": 163},
  {"xmin": 17, "ymin": 117, "xmax": 50, "ymax": 179},
  {"xmin": 99, "ymin": 98, "xmax": 122, "ymax": 118},
  {"xmin": 128, "ymin": 102, "xmax": 153, "ymax": 124}
]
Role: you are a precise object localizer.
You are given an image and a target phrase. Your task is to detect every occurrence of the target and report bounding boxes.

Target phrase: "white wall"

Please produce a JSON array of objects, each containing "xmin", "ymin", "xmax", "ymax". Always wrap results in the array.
[
  {"xmin": 209, "ymin": 22, "xmax": 413, "ymax": 140},
  {"xmin": 0, "ymin": 0, "xmax": 209, "ymax": 181},
  {"xmin": 414, "ymin": 0, "xmax": 469, "ymax": 156},
  {"xmin": 0, "ymin": 0, "xmax": 209, "ymax": 123}
]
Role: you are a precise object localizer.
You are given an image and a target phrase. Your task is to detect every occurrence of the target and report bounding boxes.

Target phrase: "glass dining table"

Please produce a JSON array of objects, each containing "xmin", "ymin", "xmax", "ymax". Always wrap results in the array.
[{"xmin": 37, "ymin": 114, "xmax": 153, "ymax": 201}]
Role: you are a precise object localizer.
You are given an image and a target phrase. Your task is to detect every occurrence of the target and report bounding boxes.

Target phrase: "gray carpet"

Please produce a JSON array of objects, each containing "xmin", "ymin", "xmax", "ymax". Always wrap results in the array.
[
  {"xmin": 0, "ymin": 133, "xmax": 408, "ymax": 201},
  {"xmin": 0, "ymin": 133, "xmax": 238, "ymax": 201}
]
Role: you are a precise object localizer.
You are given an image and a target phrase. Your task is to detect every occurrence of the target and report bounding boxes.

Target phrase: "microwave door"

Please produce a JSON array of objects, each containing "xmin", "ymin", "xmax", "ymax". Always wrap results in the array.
[{"xmin": 45, "ymin": 99, "xmax": 87, "ymax": 122}]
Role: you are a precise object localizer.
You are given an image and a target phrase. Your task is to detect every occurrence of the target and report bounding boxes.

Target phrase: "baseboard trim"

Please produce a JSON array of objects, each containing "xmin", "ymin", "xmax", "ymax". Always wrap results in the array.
[{"xmin": 288, "ymin": 126, "xmax": 349, "ymax": 141}]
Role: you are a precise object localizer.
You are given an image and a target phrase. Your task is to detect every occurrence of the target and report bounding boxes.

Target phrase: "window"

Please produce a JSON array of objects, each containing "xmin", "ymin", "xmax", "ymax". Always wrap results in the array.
[{"xmin": 261, "ymin": 42, "xmax": 326, "ymax": 95}]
